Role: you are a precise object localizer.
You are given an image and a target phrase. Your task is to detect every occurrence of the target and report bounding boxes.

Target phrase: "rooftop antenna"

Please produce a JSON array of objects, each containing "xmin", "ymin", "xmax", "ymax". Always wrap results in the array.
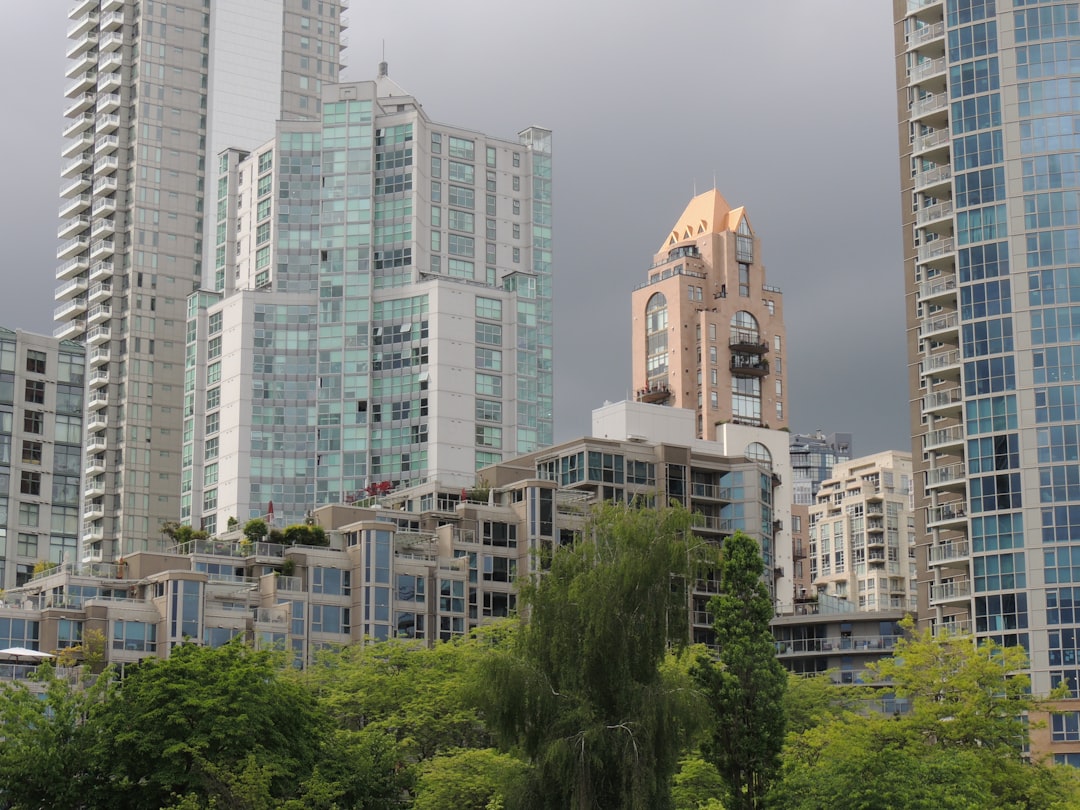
[
  {"xmin": 713, "ymin": 171, "xmax": 717, "ymax": 191},
  {"xmin": 378, "ymin": 40, "xmax": 388, "ymax": 77},
  {"xmin": 693, "ymin": 178, "xmax": 698, "ymax": 197}
]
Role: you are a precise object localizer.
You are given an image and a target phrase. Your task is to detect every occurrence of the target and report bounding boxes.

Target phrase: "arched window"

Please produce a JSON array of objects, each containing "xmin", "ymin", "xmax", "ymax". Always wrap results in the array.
[
  {"xmin": 746, "ymin": 442, "xmax": 772, "ymax": 467},
  {"xmin": 731, "ymin": 311, "xmax": 759, "ymax": 339},
  {"xmin": 645, "ymin": 293, "xmax": 668, "ymax": 385}
]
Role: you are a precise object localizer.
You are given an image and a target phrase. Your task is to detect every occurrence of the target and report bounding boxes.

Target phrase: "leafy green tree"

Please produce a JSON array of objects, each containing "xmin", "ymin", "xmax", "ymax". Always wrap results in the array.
[
  {"xmin": 95, "ymin": 642, "xmax": 328, "ymax": 809},
  {"xmin": 671, "ymin": 756, "xmax": 725, "ymax": 809},
  {"xmin": 693, "ymin": 531, "xmax": 786, "ymax": 810},
  {"xmin": 412, "ymin": 748, "xmax": 531, "ymax": 810},
  {"xmin": 0, "ymin": 663, "xmax": 115, "ymax": 809},
  {"xmin": 243, "ymin": 518, "xmax": 268, "ymax": 543},
  {"xmin": 282, "ymin": 523, "xmax": 328, "ymax": 547},
  {"xmin": 481, "ymin": 502, "xmax": 711, "ymax": 810},
  {"xmin": 782, "ymin": 672, "xmax": 861, "ymax": 735}
]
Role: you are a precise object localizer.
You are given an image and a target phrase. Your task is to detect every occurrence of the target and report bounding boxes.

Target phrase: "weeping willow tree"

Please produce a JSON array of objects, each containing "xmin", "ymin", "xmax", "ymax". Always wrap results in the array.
[{"xmin": 480, "ymin": 502, "xmax": 712, "ymax": 810}]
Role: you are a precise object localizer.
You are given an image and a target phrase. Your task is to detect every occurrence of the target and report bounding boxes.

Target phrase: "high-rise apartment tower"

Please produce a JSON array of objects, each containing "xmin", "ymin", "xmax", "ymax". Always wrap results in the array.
[
  {"xmin": 896, "ymin": 0, "xmax": 1080, "ymax": 757},
  {"xmin": 56, "ymin": 0, "xmax": 347, "ymax": 559},
  {"xmin": 631, "ymin": 190, "xmax": 787, "ymax": 439}
]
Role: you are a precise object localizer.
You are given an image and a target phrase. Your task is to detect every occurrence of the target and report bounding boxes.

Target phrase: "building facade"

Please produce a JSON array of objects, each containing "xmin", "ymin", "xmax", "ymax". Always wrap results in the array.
[
  {"xmin": 0, "ymin": 330, "xmax": 86, "ymax": 590},
  {"xmin": 789, "ymin": 431, "xmax": 853, "ymax": 506},
  {"xmin": 181, "ymin": 74, "xmax": 552, "ymax": 534},
  {"xmin": 630, "ymin": 190, "xmax": 788, "ymax": 439},
  {"xmin": 56, "ymin": 0, "xmax": 346, "ymax": 561},
  {"xmin": 895, "ymin": 0, "xmax": 1080, "ymax": 757}
]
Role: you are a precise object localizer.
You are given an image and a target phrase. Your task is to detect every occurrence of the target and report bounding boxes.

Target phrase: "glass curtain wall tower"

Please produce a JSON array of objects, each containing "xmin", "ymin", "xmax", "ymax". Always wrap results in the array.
[
  {"xmin": 896, "ymin": 0, "xmax": 1080, "ymax": 757},
  {"xmin": 56, "ymin": 0, "xmax": 346, "ymax": 560}
]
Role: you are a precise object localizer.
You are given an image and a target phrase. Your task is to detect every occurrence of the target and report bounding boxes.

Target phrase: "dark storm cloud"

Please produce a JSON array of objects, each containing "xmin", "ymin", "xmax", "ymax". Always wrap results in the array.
[{"xmin": 2, "ymin": 1, "xmax": 910, "ymax": 456}]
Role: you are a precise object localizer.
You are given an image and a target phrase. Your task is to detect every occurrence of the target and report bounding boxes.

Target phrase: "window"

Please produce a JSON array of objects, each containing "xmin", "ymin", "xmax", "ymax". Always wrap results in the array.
[
  {"xmin": 206, "ymin": 387, "xmax": 220, "ymax": 410},
  {"xmin": 206, "ymin": 412, "xmax": 219, "ymax": 434},
  {"xmin": 23, "ymin": 411, "xmax": 43, "ymax": 435},
  {"xmin": 18, "ymin": 503, "xmax": 38, "ymax": 527},
  {"xmin": 204, "ymin": 437, "xmax": 218, "ymax": 460},
  {"xmin": 25, "ymin": 350, "xmax": 46, "ymax": 375},
  {"xmin": 476, "ymin": 297, "xmax": 502, "ymax": 320},
  {"xmin": 476, "ymin": 399, "xmax": 502, "ymax": 422},
  {"xmin": 448, "ymin": 162, "xmax": 474, "ymax": 184},
  {"xmin": 20, "ymin": 471, "xmax": 40, "ymax": 496},
  {"xmin": 448, "ymin": 136, "xmax": 474, "ymax": 160},
  {"xmin": 476, "ymin": 348, "xmax": 502, "ymax": 371},
  {"xmin": 476, "ymin": 425, "xmax": 502, "ymax": 448},
  {"xmin": 448, "ymin": 185, "xmax": 474, "ymax": 209},
  {"xmin": 21, "ymin": 441, "xmax": 41, "ymax": 465},
  {"xmin": 476, "ymin": 322, "xmax": 502, "ymax": 345},
  {"xmin": 24, "ymin": 380, "xmax": 44, "ymax": 404},
  {"xmin": 738, "ymin": 263, "xmax": 750, "ymax": 297}
]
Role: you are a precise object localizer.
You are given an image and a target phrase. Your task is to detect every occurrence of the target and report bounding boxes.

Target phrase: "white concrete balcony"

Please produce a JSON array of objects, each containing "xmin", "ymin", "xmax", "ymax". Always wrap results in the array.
[
  {"xmin": 86, "ymin": 433, "xmax": 107, "ymax": 453},
  {"xmin": 86, "ymin": 414, "xmax": 108, "ymax": 434},
  {"xmin": 55, "ymin": 276, "xmax": 88, "ymax": 301},
  {"xmin": 911, "ymin": 93, "xmax": 947, "ymax": 120},
  {"xmin": 88, "ymin": 280, "xmax": 112, "ymax": 304},
  {"xmin": 917, "ymin": 274, "xmax": 957, "ymax": 304},
  {"xmin": 91, "ymin": 196, "xmax": 117, "ymax": 216},
  {"xmin": 915, "ymin": 164, "xmax": 952, "ymax": 193},
  {"xmin": 58, "ymin": 215, "xmax": 91, "ymax": 240},
  {"xmin": 89, "ymin": 238, "xmax": 115, "ymax": 261},
  {"xmin": 93, "ymin": 175, "xmax": 117, "ymax": 195},
  {"xmin": 87, "ymin": 390, "xmax": 109, "ymax": 412},
  {"xmin": 925, "ymin": 463, "xmax": 965, "ymax": 490},
  {"xmin": 83, "ymin": 501, "xmax": 105, "ymax": 521},
  {"xmin": 94, "ymin": 134, "xmax": 119, "ymax": 155},
  {"xmin": 65, "ymin": 49, "xmax": 97, "ymax": 79},
  {"xmin": 54, "ymin": 296, "xmax": 87, "ymax": 321},
  {"xmin": 84, "ymin": 476, "xmax": 107, "ymax": 498},
  {"xmin": 59, "ymin": 171, "xmax": 92, "ymax": 198},
  {"xmin": 96, "ymin": 92, "xmax": 122, "ymax": 113},
  {"xmin": 100, "ymin": 10, "xmax": 125, "ymax": 31},
  {"xmin": 913, "ymin": 127, "xmax": 950, "ymax": 157},
  {"xmin": 929, "ymin": 579, "xmax": 971, "ymax": 605},
  {"xmin": 60, "ymin": 152, "xmax": 92, "ymax": 179},
  {"xmin": 909, "ymin": 21, "xmax": 945, "ymax": 49},
  {"xmin": 65, "ymin": 71, "xmax": 97, "ymax": 98},
  {"xmin": 924, "ymin": 423, "xmax": 965, "ymax": 452},
  {"xmin": 91, "ymin": 217, "xmax": 115, "ymax": 238},
  {"xmin": 95, "ymin": 112, "xmax": 120, "ymax": 134},
  {"xmin": 99, "ymin": 32, "xmax": 124, "ymax": 54},
  {"xmin": 918, "ymin": 311, "xmax": 958, "ymax": 339},
  {"xmin": 103, "ymin": 0, "xmax": 124, "ymax": 11},
  {"xmin": 59, "ymin": 193, "xmax": 92, "ymax": 218},
  {"xmin": 94, "ymin": 154, "xmax": 119, "ymax": 177},
  {"xmin": 86, "ymin": 303, "xmax": 112, "ymax": 325},
  {"xmin": 69, "ymin": 0, "xmax": 96, "ymax": 20},
  {"xmin": 66, "ymin": 29, "xmax": 98, "ymax": 60},
  {"xmin": 927, "ymin": 502, "xmax": 967, "ymax": 528},
  {"xmin": 56, "ymin": 254, "xmax": 90, "ymax": 281},
  {"xmin": 57, "ymin": 236, "xmax": 88, "ymax": 261},
  {"xmin": 64, "ymin": 91, "xmax": 96, "ymax": 119},
  {"xmin": 62, "ymin": 131, "xmax": 94, "ymax": 157},
  {"xmin": 89, "ymin": 346, "xmax": 111, "ymax": 367},
  {"xmin": 923, "ymin": 386, "xmax": 963, "ymax": 416},
  {"xmin": 89, "ymin": 260, "xmax": 114, "ymax": 282},
  {"xmin": 928, "ymin": 540, "xmax": 970, "ymax": 567},
  {"xmin": 63, "ymin": 112, "xmax": 95, "ymax": 139},
  {"xmin": 53, "ymin": 318, "xmax": 86, "ymax": 340},
  {"xmin": 86, "ymin": 324, "xmax": 112, "ymax": 346},
  {"xmin": 98, "ymin": 69, "xmax": 122, "ymax": 92},
  {"xmin": 66, "ymin": 9, "xmax": 98, "ymax": 39},
  {"xmin": 88, "ymin": 368, "xmax": 110, "ymax": 390},
  {"xmin": 98, "ymin": 52, "xmax": 123, "ymax": 74},
  {"xmin": 81, "ymin": 523, "xmax": 103, "ymax": 543},
  {"xmin": 910, "ymin": 56, "xmax": 947, "ymax": 85},
  {"xmin": 916, "ymin": 201, "xmax": 953, "ymax": 228},
  {"xmin": 85, "ymin": 453, "xmax": 107, "ymax": 474},
  {"xmin": 924, "ymin": 349, "xmax": 961, "ymax": 376}
]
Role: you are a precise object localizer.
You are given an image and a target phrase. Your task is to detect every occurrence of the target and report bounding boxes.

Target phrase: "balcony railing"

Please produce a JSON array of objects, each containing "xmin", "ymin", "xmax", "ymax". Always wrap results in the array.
[
  {"xmin": 910, "ymin": 56, "xmax": 947, "ymax": 84},
  {"xmin": 930, "ymin": 579, "xmax": 971, "ymax": 603},
  {"xmin": 913, "ymin": 128, "xmax": 950, "ymax": 154},
  {"xmin": 919, "ymin": 312, "xmax": 958, "ymax": 337},
  {"xmin": 927, "ymin": 502, "xmax": 967, "ymax": 525},
  {"xmin": 775, "ymin": 635, "xmax": 901, "ymax": 655},
  {"xmin": 923, "ymin": 387, "xmax": 962, "ymax": 412},
  {"xmin": 911, "ymin": 93, "xmax": 947, "ymax": 118},
  {"xmin": 916, "ymin": 236, "xmax": 955, "ymax": 263},
  {"xmin": 916, "ymin": 201, "xmax": 953, "ymax": 227},
  {"xmin": 928, "ymin": 541, "xmax": 970, "ymax": 564},
  {"xmin": 924, "ymin": 349, "xmax": 961, "ymax": 373},
  {"xmin": 909, "ymin": 21, "xmax": 945, "ymax": 48},
  {"xmin": 925, "ymin": 463, "xmax": 965, "ymax": 487},
  {"xmin": 924, "ymin": 424, "xmax": 964, "ymax": 448},
  {"xmin": 914, "ymin": 165, "xmax": 952, "ymax": 192}
]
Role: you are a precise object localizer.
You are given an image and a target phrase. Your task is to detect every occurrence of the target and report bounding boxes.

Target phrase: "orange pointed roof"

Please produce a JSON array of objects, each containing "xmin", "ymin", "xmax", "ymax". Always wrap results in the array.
[{"xmin": 662, "ymin": 189, "xmax": 744, "ymax": 249}]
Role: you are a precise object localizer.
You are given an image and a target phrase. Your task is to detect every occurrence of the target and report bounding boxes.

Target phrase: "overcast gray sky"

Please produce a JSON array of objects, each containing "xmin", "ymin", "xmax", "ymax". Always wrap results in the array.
[{"xmin": 3, "ymin": 2, "xmax": 908, "ymax": 455}]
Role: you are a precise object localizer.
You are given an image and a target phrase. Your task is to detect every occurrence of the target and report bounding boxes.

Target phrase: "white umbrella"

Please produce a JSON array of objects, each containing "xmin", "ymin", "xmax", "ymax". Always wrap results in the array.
[{"xmin": 0, "ymin": 647, "xmax": 55, "ymax": 661}]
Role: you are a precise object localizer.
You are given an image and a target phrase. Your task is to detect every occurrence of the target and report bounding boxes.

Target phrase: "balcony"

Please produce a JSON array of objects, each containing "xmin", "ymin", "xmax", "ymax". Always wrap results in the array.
[
  {"xmin": 95, "ymin": 134, "xmax": 119, "ymax": 155},
  {"xmin": 914, "ymin": 164, "xmax": 952, "ymax": 194},
  {"xmin": 66, "ymin": 30, "xmax": 98, "ymax": 60},
  {"xmin": 88, "ymin": 280, "xmax": 112, "ymax": 303},
  {"xmin": 695, "ymin": 514, "xmax": 736, "ymax": 533},
  {"xmin": 89, "ymin": 238, "xmax": 115, "ymax": 261},
  {"xmin": 918, "ymin": 311, "xmax": 958, "ymax": 339},
  {"xmin": 64, "ymin": 91, "xmax": 96, "ymax": 118},
  {"xmin": 84, "ymin": 476, "xmax": 106, "ymax": 499},
  {"xmin": 63, "ymin": 111, "xmax": 95, "ymax": 139},
  {"xmin": 62, "ymin": 131, "xmax": 94, "ymax": 157},
  {"xmin": 87, "ymin": 413, "xmax": 108, "ymax": 434},
  {"xmin": 927, "ymin": 502, "xmax": 967, "ymax": 528},
  {"xmin": 99, "ymin": 32, "xmax": 124, "ymax": 54},
  {"xmin": 911, "ymin": 93, "xmax": 947, "ymax": 120},
  {"xmin": 98, "ymin": 52, "xmax": 123, "ymax": 74},
  {"xmin": 56, "ymin": 255, "xmax": 89, "ymax": 281},
  {"xmin": 730, "ymin": 355, "xmax": 769, "ymax": 377},
  {"xmin": 95, "ymin": 112, "xmax": 120, "ymax": 134},
  {"xmin": 88, "ymin": 368, "xmax": 110, "ymax": 389},
  {"xmin": 57, "ymin": 236, "xmax": 88, "ymax": 261},
  {"xmin": 94, "ymin": 154, "xmax": 119, "ymax": 177},
  {"xmin": 96, "ymin": 92, "xmax": 122, "ymax": 114},
  {"xmin": 908, "ymin": 20, "xmax": 945, "ymax": 49},
  {"xmin": 636, "ymin": 381, "xmax": 672, "ymax": 405},
  {"xmin": 89, "ymin": 260, "xmax": 115, "ymax": 282},
  {"xmin": 910, "ymin": 56, "xmax": 947, "ymax": 86},
  {"xmin": 98, "ymin": 69, "xmax": 122, "ymax": 92},
  {"xmin": 69, "ymin": 0, "xmax": 96, "ymax": 20},
  {"xmin": 53, "ymin": 319, "xmax": 86, "ymax": 341},
  {"xmin": 916, "ymin": 201, "xmax": 953, "ymax": 228},
  {"xmin": 58, "ymin": 215, "xmax": 90, "ymax": 240},
  {"xmin": 67, "ymin": 9, "xmax": 98, "ymax": 39},
  {"xmin": 907, "ymin": 0, "xmax": 944, "ymax": 12},
  {"xmin": 913, "ymin": 127, "xmax": 950, "ymax": 158},
  {"xmin": 101, "ymin": 10, "xmax": 125, "ymax": 31},
  {"xmin": 923, "ymin": 386, "xmax": 963, "ymax": 416},
  {"xmin": 925, "ymin": 463, "xmax": 965, "ymax": 490},
  {"xmin": 87, "ymin": 390, "xmax": 109, "ymax": 412},
  {"xmin": 86, "ymin": 433, "xmax": 107, "ymax": 453},
  {"xmin": 91, "ymin": 218, "xmax": 115, "ymax": 238},
  {"xmin": 60, "ymin": 152, "xmax": 92, "ymax": 179},
  {"xmin": 89, "ymin": 346, "xmax": 111, "ymax": 367},
  {"xmin": 66, "ymin": 47, "xmax": 97, "ymax": 80},
  {"xmin": 928, "ymin": 541, "xmax": 970, "ymax": 566},
  {"xmin": 59, "ymin": 193, "xmax": 92, "ymax": 219},
  {"xmin": 91, "ymin": 196, "xmax": 117, "ymax": 216},
  {"xmin": 87, "ymin": 303, "xmax": 112, "ymax": 326},
  {"xmin": 930, "ymin": 579, "xmax": 971, "ymax": 605},
  {"xmin": 103, "ymin": 0, "xmax": 124, "ymax": 11},
  {"xmin": 924, "ymin": 423, "xmax": 965, "ymax": 452},
  {"xmin": 729, "ymin": 329, "xmax": 769, "ymax": 353},
  {"xmin": 83, "ymin": 500, "xmax": 105, "ymax": 521},
  {"xmin": 93, "ymin": 175, "xmax": 118, "ymax": 196},
  {"xmin": 54, "ymin": 296, "xmax": 87, "ymax": 321},
  {"xmin": 85, "ymin": 453, "xmax": 107, "ymax": 474},
  {"xmin": 690, "ymin": 482, "xmax": 733, "ymax": 501},
  {"xmin": 59, "ymin": 171, "xmax": 92, "ymax": 198},
  {"xmin": 55, "ymin": 276, "xmax": 88, "ymax": 301},
  {"xmin": 86, "ymin": 324, "xmax": 112, "ymax": 346}
]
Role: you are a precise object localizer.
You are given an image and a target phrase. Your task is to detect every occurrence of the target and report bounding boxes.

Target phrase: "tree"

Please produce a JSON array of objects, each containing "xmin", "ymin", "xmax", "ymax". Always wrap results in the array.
[
  {"xmin": 412, "ymin": 748, "xmax": 531, "ymax": 810},
  {"xmin": 282, "ymin": 523, "xmax": 328, "ymax": 547},
  {"xmin": 671, "ymin": 756, "xmax": 725, "ymax": 810},
  {"xmin": 693, "ymin": 530, "xmax": 786, "ymax": 810},
  {"xmin": 481, "ymin": 502, "xmax": 711, "ymax": 810},
  {"xmin": 243, "ymin": 517, "xmax": 268, "ymax": 544}
]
